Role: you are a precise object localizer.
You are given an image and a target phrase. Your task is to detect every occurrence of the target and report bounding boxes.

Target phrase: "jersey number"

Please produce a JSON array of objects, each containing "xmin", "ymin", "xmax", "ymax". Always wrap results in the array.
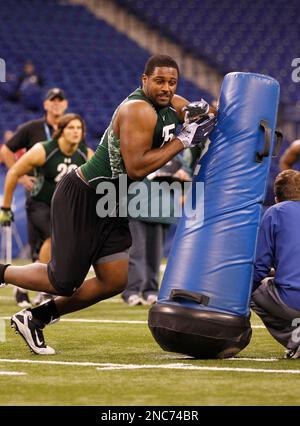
[
  {"xmin": 55, "ymin": 163, "xmax": 78, "ymax": 183},
  {"xmin": 162, "ymin": 124, "xmax": 176, "ymax": 143}
]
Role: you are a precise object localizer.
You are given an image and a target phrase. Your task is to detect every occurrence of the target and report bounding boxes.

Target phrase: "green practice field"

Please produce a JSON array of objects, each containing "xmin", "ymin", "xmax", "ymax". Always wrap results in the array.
[{"xmin": 0, "ymin": 263, "xmax": 300, "ymax": 406}]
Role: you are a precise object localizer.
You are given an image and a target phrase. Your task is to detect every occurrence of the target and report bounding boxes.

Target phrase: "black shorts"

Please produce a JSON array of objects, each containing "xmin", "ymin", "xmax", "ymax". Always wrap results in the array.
[
  {"xmin": 47, "ymin": 170, "xmax": 132, "ymax": 296},
  {"xmin": 26, "ymin": 198, "xmax": 51, "ymax": 260}
]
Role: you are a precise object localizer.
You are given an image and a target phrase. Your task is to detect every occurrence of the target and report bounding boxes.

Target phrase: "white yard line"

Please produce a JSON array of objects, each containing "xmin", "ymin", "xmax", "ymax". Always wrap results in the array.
[
  {"xmin": 159, "ymin": 354, "xmax": 277, "ymax": 361},
  {"xmin": 0, "ymin": 316, "xmax": 265, "ymax": 328},
  {"xmin": 0, "ymin": 359, "xmax": 298, "ymax": 374},
  {"xmin": 0, "ymin": 296, "xmax": 123, "ymax": 303},
  {"xmin": 0, "ymin": 371, "xmax": 27, "ymax": 375},
  {"xmin": 227, "ymin": 357, "xmax": 278, "ymax": 362},
  {"xmin": 0, "ymin": 359, "xmax": 128, "ymax": 367},
  {"xmin": 95, "ymin": 364, "xmax": 300, "ymax": 373},
  {"xmin": 0, "ymin": 317, "xmax": 146, "ymax": 324},
  {"xmin": 61, "ymin": 319, "xmax": 147, "ymax": 324}
]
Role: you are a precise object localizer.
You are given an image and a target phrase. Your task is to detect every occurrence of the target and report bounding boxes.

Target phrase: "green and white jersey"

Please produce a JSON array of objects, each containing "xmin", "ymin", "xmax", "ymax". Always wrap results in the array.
[
  {"xmin": 81, "ymin": 88, "xmax": 180, "ymax": 189},
  {"xmin": 31, "ymin": 139, "xmax": 88, "ymax": 205}
]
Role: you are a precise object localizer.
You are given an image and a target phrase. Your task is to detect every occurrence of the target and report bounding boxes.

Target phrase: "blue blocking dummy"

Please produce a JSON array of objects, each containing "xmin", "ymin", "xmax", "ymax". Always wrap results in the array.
[{"xmin": 148, "ymin": 72, "xmax": 280, "ymax": 358}]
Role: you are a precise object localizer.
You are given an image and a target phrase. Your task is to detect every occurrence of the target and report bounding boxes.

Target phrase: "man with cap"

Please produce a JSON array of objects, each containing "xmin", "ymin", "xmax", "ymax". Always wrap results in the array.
[{"xmin": 0, "ymin": 88, "xmax": 68, "ymax": 307}]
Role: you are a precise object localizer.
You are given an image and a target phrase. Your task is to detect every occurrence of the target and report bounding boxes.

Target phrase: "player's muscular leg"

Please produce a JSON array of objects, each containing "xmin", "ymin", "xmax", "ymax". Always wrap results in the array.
[
  {"xmin": 4, "ymin": 263, "xmax": 58, "ymax": 294},
  {"xmin": 38, "ymin": 238, "xmax": 51, "ymax": 263},
  {"xmin": 53, "ymin": 259, "xmax": 129, "ymax": 316}
]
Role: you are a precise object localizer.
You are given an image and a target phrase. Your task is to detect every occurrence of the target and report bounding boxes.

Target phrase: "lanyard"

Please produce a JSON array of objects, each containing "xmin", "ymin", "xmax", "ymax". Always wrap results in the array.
[{"xmin": 44, "ymin": 122, "xmax": 52, "ymax": 140}]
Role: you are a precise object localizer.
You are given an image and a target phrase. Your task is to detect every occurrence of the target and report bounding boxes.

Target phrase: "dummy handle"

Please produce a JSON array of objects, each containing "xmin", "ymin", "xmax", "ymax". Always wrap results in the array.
[
  {"xmin": 170, "ymin": 289, "xmax": 209, "ymax": 306},
  {"xmin": 256, "ymin": 120, "xmax": 271, "ymax": 163},
  {"xmin": 272, "ymin": 129, "xmax": 283, "ymax": 158}
]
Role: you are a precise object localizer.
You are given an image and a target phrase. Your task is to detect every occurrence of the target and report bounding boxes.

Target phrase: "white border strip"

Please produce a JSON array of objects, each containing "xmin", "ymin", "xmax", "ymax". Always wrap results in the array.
[{"xmin": 0, "ymin": 371, "xmax": 27, "ymax": 375}]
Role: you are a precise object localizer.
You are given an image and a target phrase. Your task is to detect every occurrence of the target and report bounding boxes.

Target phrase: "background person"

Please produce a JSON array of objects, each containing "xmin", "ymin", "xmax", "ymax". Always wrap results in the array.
[
  {"xmin": 1, "ymin": 88, "xmax": 68, "ymax": 306},
  {"xmin": 0, "ymin": 131, "xmax": 14, "ymax": 164},
  {"xmin": 0, "ymin": 114, "xmax": 93, "ymax": 301},
  {"xmin": 251, "ymin": 170, "xmax": 300, "ymax": 359},
  {"xmin": 16, "ymin": 61, "xmax": 44, "ymax": 111},
  {"xmin": 17, "ymin": 61, "xmax": 44, "ymax": 92}
]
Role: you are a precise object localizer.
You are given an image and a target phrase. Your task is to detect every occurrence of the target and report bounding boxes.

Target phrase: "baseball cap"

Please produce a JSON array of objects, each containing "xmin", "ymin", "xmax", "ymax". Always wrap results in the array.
[{"xmin": 44, "ymin": 87, "xmax": 66, "ymax": 101}]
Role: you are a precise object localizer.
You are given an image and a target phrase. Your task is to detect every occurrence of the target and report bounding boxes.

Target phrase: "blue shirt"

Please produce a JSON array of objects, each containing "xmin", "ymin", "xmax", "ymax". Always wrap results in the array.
[{"xmin": 253, "ymin": 201, "xmax": 300, "ymax": 310}]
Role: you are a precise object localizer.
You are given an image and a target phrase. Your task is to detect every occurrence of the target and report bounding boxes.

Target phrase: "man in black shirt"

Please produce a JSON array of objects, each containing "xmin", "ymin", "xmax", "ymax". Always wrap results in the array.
[
  {"xmin": 1, "ymin": 88, "xmax": 68, "ymax": 306},
  {"xmin": 2, "ymin": 87, "xmax": 68, "ymax": 179}
]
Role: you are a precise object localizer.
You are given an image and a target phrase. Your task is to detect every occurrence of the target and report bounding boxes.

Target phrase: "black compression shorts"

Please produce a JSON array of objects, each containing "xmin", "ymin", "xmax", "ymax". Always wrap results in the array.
[
  {"xmin": 26, "ymin": 198, "xmax": 51, "ymax": 260},
  {"xmin": 47, "ymin": 170, "xmax": 132, "ymax": 296}
]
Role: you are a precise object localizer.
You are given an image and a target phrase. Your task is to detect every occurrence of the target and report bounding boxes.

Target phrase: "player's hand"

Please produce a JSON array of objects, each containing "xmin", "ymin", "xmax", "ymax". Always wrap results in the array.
[
  {"xmin": 0, "ymin": 207, "xmax": 14, "ymax": 227},
  {"xmin": 18, "ymin": 175, "xmax": 36, "ymax": 190},
  {"xmin": 177, "ymin": 114, "xmax": 217, "ymax": 148},
  {"xmin": 183, "ymin": 99, "xmax": 210, "ymax": 123}
]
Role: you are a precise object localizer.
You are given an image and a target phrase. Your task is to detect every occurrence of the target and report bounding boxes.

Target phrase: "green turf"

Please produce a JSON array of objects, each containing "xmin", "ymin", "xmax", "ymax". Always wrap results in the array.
[{"xmin": 0, "ymin": 263, "xmax": 300, "ymax": 406}]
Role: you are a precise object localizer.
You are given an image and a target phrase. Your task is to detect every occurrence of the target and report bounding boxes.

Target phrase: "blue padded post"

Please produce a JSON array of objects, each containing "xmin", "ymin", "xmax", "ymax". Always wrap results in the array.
[{"xmin": 148, "ymin": 72, "xmax": 280, "ymax": 358}]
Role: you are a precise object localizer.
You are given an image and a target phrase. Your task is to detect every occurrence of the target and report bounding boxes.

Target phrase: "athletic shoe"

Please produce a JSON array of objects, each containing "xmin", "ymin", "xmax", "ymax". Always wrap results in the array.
[
  {"xmin": 11, "ymin": 309, "xmax": 56, "ymax": 355},
  {"xmin": 15, "ymin": 289, "xmax": 31, "ymax": 308},
  {"xmin": 127, "ymin": 294, "xmax": 143, "ymax": 306},
  {"xmin": 32, "ymin": 292, "xmax": 54, "ymax": 306},
  {"xmin": 143, "ymin": 294, "xmax": 158, "ymax": 305},
  {"xmin": 284, "ymin": 346, "xmax": 300, "ymax": 359}
]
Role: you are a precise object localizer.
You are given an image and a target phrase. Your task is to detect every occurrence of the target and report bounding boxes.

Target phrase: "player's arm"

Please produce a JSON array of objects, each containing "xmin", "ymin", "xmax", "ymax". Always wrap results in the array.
[
  {"xmin": 0, "ymin": 144, "xmax": 16, "ymax": 168},
  {"xmin": 280, "ymin": 140, "xmax": 300, "ymax": 170},
  {"xmin": 1, "ymin": 144, "xmax": 36, "ymax": 190},
  {"xmin": 119, "ymin": 100, "xmax": 216, "ymax": 179},
  {"xmin": 87, "ymin": 147, "xmax": 94, "ymax": 160},
  {"xmin": 252, "ymin": 211, "xmax": 275, "ymax": 291},
  {"xmin": 2, "ymin": 143, "xmax": 46, "ymax": 208},
  {"xmin": 2, "ymin": 122, "xmax": 30, "ymax": 165},
  {"xmin": 119, "ymin": 101, "xmax": 184, "ymax": 180},
  {"xmin": 1, "ymin": 124, "xmax": 37, "ymax": 190}
]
